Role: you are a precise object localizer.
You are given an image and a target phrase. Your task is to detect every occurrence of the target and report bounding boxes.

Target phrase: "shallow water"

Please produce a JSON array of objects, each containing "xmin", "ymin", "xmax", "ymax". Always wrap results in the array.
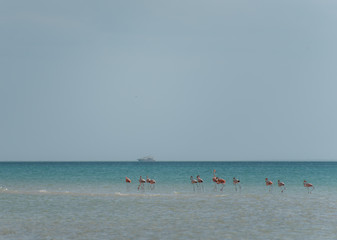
[{"xmin": 0, "ymin": 161, "xmax": 336, "ymax": 239}]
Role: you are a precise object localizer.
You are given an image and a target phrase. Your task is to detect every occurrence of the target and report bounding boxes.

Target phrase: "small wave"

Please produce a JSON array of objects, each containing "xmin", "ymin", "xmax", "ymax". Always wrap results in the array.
[
  {"xmin": 215, "ymin": 194, "xmax": 229, "ymax": 197},
  {"xmin": 0, "ymin": 189, "xmax": 112, "ymax": 197},
  {"xmin": 114, "ymin": 192, "xmax": 162, "ymax": 197}
]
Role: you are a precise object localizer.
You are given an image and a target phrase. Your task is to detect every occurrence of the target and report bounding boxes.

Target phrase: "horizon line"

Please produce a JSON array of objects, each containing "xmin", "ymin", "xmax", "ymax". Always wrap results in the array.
[{"xmin": 0, "ymin": 159, "xmax": 337, "ymax": 163}]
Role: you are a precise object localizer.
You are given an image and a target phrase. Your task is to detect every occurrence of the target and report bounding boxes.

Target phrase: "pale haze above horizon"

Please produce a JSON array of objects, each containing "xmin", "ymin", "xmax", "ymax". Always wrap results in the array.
[{"xmin": 1, "ymin": 0, "xmax": 337, "ymax": 161}]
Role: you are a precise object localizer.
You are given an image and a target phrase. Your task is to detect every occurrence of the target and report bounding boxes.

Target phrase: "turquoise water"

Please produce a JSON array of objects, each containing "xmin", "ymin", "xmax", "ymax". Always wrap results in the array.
[{"xmin": 0, "ymin": 161, "xmax": 337, "ymax": 239}]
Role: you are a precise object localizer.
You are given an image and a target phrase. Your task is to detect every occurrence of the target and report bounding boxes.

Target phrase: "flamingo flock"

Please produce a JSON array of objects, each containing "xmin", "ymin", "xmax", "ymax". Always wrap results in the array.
[
  {"xmin": 146, "ymin": 176, "xmax": 156, "ymax": 190},
  {"xmin": 211, "ymin": 169, "xmax": 226, "ymax": 191},
  {"xmin": 125, "ymin": 176, "xmax": 157, "ymax": 191},
  {"xmin": 136, "ymin": 176, "xmax": 156, "ymax": 191},
  {"xmin": 190, "ymin": 175, "xmax": 205, "ymax": 191},
  {"xmin": 124, "ymin": 171, "xmax": 315, "ymax": 194}
]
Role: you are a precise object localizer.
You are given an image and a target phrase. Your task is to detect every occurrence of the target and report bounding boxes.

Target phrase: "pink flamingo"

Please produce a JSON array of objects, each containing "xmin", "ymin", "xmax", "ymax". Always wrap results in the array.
[
  {"xmin": 125, "ymin": 177, "xmax": 131, "ymax": 183},
  {"xmin": 265, "ymin": 178, "xmax": 273, "ymax": 192},
  {"xmin": 149, "ymin": 178, "xmax": 156, "ymax": 190},
  {"xmin": 217, "ymin": 177, "xmax": 226, "ymax": 191},
  {"xmin": 197, "ymin": 175, "xmax": 204, "ymax": 191},
  {"xmin": 138, "ymin": 176, "xmax": 146, "ymax": 190},
  {"xmin": 277, "ymin": 180, "xmax": 286, "ymax": 193},
  {"xmin": 125, "ymin": 176, "xmax": 131, "ymax": 190},
  {"xmin": 303, "ymin": 180, "xmax": 314, "ymax": 193},
  {"xmin": 233, "ymin": 177, "xmax": 241, "ymax": 192},
  {"xmin": 190, "ymin": 176, "xmax": 198, "ymax": 191}
]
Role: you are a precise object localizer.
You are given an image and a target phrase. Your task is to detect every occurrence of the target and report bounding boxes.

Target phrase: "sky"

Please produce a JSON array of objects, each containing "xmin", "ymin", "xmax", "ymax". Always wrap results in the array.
[{"xmin": 1, "ymin": 0, "xmax": 337, "ymax": 161}]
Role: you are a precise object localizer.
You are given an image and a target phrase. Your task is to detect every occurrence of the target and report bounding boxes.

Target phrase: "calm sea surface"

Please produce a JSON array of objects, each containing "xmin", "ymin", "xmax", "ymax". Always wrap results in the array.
[{"xmin": 0, "ymin": 161, "xmax": 336, "ymax": 240}]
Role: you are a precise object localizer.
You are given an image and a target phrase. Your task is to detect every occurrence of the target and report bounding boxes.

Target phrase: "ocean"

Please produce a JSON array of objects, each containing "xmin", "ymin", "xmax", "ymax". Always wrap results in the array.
[{"xmin": 0, "ymin": 161, "xmax": 336, "ymax": 240}]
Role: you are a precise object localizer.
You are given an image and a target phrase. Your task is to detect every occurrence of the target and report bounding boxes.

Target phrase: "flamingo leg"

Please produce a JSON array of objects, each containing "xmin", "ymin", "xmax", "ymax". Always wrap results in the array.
[
  {"xmin": 139, "ymin": 183, "xmax": 144, "ymax": 191},
  {"xmin": 198, "ymin": 183, "xmax": 203, "ymax": 192},
  {"xmin": 309, "ymin": 186, "xmax": 314, "ymax": 194}
]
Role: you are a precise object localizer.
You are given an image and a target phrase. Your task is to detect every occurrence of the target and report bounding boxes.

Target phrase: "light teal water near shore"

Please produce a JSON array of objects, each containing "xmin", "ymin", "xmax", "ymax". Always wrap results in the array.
[{"xmin": 0, "ymin": 161, "xmax": 337, "ymax": 239}]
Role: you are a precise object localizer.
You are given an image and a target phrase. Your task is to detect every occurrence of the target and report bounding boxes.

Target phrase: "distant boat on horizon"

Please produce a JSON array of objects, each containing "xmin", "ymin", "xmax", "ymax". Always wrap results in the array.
[{"xmin": 138, "ymin": 156, "xmax": 156, "ymax": 162}]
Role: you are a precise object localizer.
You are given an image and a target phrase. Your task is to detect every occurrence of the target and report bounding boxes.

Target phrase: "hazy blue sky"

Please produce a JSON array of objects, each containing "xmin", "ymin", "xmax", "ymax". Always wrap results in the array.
[{"xmin": 1, "ymin": 0, "xmax": 337, "ymax": 161}]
